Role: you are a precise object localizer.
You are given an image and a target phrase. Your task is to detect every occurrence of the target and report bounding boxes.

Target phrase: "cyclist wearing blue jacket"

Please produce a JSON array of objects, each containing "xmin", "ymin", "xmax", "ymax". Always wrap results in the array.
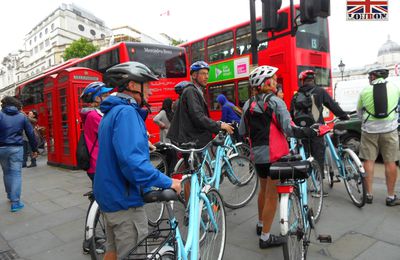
[{"xmin": 94, "ymin": 62, "xmax": 181, "ymax": 260}]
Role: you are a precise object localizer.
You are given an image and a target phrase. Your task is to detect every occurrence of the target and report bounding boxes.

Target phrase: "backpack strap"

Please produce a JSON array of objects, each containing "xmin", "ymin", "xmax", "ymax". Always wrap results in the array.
[
  {"xmin": 254, "ymin": 93, "xmax": 274, "ymax": 117},
  {"xmin": 89, "ymin": 135, "xmax": 98, "ymax": 157}
]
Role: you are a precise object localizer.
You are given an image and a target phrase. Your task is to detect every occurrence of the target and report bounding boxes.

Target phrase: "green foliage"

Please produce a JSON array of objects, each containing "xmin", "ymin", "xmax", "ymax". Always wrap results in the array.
[
  {"xmin": 171, "ymin": 38, "xmax": 185, "ymax": 46},
  {"xmin": 63, "ymin": 38, "xmax": 99, "ymax": 61}
]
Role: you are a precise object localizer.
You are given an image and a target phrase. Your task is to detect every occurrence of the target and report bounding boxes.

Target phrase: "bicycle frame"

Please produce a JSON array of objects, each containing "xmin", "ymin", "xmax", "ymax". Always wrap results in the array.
[
  {"xmin": 161, "ymin": 148, "xmax": 221, "ymax": 260},
  {"xmin": 324, "ymin": 133, "xmax": 364, "ymax": 179}
]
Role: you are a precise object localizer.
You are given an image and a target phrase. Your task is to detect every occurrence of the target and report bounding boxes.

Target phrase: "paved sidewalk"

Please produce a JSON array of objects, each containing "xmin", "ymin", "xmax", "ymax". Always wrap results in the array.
[{"xmin": 0, "ymin": 157, "xmax": 399, "ymax": 259}]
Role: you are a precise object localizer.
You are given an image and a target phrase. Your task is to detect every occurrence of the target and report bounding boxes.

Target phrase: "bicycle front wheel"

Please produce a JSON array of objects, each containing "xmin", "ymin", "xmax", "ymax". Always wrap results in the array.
[
  {"xmin": 145, "ymin": 151, "xmax": 168, "ymax": 226},
  {"xmin": 219, "ymin": 155, "xmax": 258, "ymax": 209},
  {"xmin": 282, "ymin": 191, "xmax": 306, "ymax": 260},
  {"xmin": 200, "ymin": 189, "xmax": 226, "ymax": 260},
  {"xmin": 307, "ymin": 160, "xmax": 323, "ymax": 223},
  {"xmin": 342, "ymin": 150, "xmax": 366, "ymax": 208},
  {"xmin": 89, "ymin": 206, "xmax": 106, "ymax": 260}
]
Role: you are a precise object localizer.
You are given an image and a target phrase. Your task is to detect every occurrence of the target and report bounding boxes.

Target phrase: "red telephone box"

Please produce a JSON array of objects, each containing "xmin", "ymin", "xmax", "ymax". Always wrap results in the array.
[
  {"xmin": 53, "ymin": 68, "xmax": 103, "ymax": 169},
  {"xmin": 43, "ymin": 74, "xmax": 61, "ymax": 165}
]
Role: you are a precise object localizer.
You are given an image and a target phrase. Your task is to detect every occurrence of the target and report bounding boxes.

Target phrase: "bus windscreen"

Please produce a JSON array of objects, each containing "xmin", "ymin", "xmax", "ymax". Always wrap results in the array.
[{"xmin": 126, "ymin": 44, "xmax": 187, "ymax": 78}]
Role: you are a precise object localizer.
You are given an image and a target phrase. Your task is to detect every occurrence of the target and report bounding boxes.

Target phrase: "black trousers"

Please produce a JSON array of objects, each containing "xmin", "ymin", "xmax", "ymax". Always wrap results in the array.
[{"xmin": 303, "ymin": 136, "xmax": 325, "ymax": 177}]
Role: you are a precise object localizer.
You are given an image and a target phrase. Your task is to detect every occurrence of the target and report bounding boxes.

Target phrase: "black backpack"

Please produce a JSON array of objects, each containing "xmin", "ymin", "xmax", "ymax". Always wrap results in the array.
[
  {"xmin": 76, "ymin": 131, "xmax": 97, "ymax": 170},
  {"xmin": 292, "ymin": 87, "xmax": 317, "ymax": 127},
  {"xmin": 363, "ymin": 82, "xmax": 397, "ymax": 123}
]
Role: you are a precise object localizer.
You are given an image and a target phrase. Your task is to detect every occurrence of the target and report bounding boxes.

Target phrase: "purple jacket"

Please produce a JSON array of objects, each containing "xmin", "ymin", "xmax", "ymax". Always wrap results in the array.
[{"xmin": 80, "ymin": 108, "xmax": 102, "ymax": 174}]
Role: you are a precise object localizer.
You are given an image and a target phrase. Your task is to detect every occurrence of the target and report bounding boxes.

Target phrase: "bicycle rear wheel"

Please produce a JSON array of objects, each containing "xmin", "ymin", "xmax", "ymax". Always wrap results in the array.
[
  {"xmin": 89, "ymin": 207, "xmax": 106, "ymax": 260},
  {"xmin": 282, "ymin": 190, "xmax": 306, "ymax": 260},
  {"xmin": 200, "ymin": 189, "xmax": 226, "ymax": 260},
  {"xmin": 145, "ymin": 152, "xmax": 168, "ymax": 226},
  {"xmin": 219, "ymin": 155, "xmax": 258, "ymax": 209},
  {"xmin": 342, "ymin": 150, "xmax": 366, "ymax": 207},
  {"xmin": 307, "ymin": 160, "xmax": 323, "ymax": 223}
]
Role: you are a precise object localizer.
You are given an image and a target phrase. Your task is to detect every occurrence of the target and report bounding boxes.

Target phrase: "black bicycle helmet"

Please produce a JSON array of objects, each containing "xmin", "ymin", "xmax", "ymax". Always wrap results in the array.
[
  {"xmin": 104, "ymin": 62, "xmax": 158, "ymax": 91},
  {"xmin": 174, "ymin": 81, "xmax": 194, "ymax": 95},
  {"xmin": 367, "ymin": 65, "xmax": 389, "ymax": 79}
]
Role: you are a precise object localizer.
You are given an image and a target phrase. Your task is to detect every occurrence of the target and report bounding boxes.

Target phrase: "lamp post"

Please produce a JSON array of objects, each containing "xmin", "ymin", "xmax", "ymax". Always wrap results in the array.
[{"xmin": 338, "ymin": 59, "xmax": 345, "ymax": 81}]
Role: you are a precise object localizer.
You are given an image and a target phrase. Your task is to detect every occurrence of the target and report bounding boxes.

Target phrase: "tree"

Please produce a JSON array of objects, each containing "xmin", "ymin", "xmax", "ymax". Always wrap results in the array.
[
  {"xmin": 171, "ymin": 38, "xmax": 185, "ymax": 46},
  {"xmin": 63, "ymin": 38, "xmax": 99, "ymax": 61}
]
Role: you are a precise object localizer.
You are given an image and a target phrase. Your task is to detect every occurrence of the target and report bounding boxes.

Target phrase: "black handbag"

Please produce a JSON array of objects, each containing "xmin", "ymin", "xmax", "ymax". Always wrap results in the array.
[{"xmin": 270, "ymin": 160, "xmax": 311, "ymax": 181}]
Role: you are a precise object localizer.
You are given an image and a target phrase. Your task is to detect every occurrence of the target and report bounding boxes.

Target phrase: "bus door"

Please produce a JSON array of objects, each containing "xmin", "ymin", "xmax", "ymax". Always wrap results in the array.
[{"xmin": 43, "ymin": 75, "xmax": 60, "ymax": 165}]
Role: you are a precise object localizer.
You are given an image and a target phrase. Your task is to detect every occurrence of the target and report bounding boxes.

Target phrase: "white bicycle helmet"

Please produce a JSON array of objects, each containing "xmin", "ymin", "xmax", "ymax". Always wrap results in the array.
[{"xmin": 249, "ymin": 65, "xmax": 279, "ymax": 88}]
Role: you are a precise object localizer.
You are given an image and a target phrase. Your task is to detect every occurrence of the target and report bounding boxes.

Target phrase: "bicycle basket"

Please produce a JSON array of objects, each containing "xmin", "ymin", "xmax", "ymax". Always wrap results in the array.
[
  {"xmin": 123, "ymin": 219, "xmax": 176, "ymax": 259},
  {"xmin": 270, "ymin": 160, "xmax": 311, "ymax": 180}
]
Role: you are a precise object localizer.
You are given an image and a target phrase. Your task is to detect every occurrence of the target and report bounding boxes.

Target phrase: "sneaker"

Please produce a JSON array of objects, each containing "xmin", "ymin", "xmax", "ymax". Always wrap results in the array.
[
  {"xmin": 386, "ymin": 195, "xmax": 400, "ymax": 207},
  {"xmin": 10, "ymin": 201, "xmax": 24, "ymax": 212},
  {"xmin": 259, "ymin": 234, "xmax": 286, "ymax": 249},
  {"xmin": 366, "ymin": 194, "xmax": 373, "ymax": 204},
  {"xmin": 256, "ymin": 224, "xmax": 262, "ymax": 236}
]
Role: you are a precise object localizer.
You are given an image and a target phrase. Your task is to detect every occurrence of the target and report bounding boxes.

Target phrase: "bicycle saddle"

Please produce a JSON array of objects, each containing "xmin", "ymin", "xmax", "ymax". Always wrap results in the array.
[{"xmin": 143, "ymin": 189, "xmax": 178, "ymax": 203}]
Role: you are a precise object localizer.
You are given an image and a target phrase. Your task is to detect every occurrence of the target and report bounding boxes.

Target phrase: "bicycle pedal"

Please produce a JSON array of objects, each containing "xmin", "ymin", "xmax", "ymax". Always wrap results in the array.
[{"xmin": 317, "ymin": 234, "xmax": 332, "ymax": 243}]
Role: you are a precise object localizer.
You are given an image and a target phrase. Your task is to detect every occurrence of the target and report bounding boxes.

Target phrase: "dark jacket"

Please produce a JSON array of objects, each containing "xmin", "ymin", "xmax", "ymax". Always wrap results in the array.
[
  {"xmin": 94, "ymin": 94, "xmax": 172, "ymax": 212},
  {"xmin": 290, "ymin": 84, "xmax": 347, "ymax": 123},
  {"xmin": 0, "ymin": 106, "xmax": 37, "ymax": 151},
  {"xmin": 167, "ymin": 85, "xmax": 221, "ymax": 147}
]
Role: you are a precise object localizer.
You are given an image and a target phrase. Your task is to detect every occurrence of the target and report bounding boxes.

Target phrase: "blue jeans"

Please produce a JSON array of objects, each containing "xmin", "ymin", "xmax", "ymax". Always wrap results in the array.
[{"xmin": 0, "ymin": 146, "xmax": 23, "ymax": 202}]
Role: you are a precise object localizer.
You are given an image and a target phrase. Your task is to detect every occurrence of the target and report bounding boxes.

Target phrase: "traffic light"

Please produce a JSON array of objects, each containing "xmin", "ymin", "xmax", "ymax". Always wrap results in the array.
[
  {"xmin": 300, "ymin": 0, "xmax": 330, "ymax": 24},
  {"xmin": 261, "ymin": 0, "xmax": 282, "ymax": 32}
]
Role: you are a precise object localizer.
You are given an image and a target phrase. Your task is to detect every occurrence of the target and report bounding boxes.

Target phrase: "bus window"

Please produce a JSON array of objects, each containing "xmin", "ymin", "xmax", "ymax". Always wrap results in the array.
[
  {"xmin": 296, "ymin": 17, "xmax": 329, "ymax": 52},
  {"xmin": 97, "ymin": 48, "xmax": 120, "ymax": 73},
  {"xmin": 191, "ymin": 41, "xmax": 205, "ymax": 63},
  {"xmin": 236, "ymin": 21, "xmax": 269, "ymax": 56},
  {"xmin": 238, "ymin": 80, "xmax": 250, "ymax": 107},
  {"xmin": 127, "ymin": 44, "xmax": 187, "ymax": 78},
  {"xmin": 297, "ymin": 66, "xmax": 330, "ymax": 88},
  {"xmin": 207, "ymin": 31, "xmax": 234, "ymax": 63},
  {"xmin": 21, "ymin": 80, "xmax": 44, "ymax": 106},
  {"xmin": 208, "ymin": 83, "xmax": 235, "ymax": 111}
]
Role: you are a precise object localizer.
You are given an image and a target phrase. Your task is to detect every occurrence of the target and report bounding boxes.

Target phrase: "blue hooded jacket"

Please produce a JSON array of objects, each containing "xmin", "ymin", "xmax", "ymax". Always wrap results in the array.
[
  {"xmin": 216, "ymin": 94, "xmax": 241, "ymax": 123},
  {"xmin": 93, "ymin": 94, "xmax": 172, "ymax": 212},
  {"xmin": 0, "ymin": 106, "xmax": 37, "ymax": 150}
]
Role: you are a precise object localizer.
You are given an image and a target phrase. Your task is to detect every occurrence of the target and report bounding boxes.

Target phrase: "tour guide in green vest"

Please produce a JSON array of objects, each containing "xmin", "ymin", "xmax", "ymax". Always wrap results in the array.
[{"xmin": 356, "ymin": 65, "xmax": 400, "ymax": 206}]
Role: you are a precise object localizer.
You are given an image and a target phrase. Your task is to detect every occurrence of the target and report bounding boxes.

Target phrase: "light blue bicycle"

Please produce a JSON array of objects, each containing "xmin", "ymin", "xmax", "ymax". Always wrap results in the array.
[
  {"xmin": 323, "ymin": 119, "xmax": 366, "ymax": 207},
  {"xmin": 174, "ymin": 132, "xmax": 258, "ymax": 209},
  {"xmin": 271, "ymin": 152, "xmax": 331, "ymax": 259},
  {"xmin": 124, "ymin": 142, "xmax": 226, "ymax": 260}
]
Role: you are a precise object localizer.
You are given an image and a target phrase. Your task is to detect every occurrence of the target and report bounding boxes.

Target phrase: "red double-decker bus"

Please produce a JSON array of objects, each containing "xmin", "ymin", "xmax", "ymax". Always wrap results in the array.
[
  {"xmin": 14, "ymin": 42, "xmax": 187, "ymax": 168},
  {"xmin": 180, "ymin": 4, "xmax": 332, "ymax": 120},
  {"xmin": 16, "ymin": 42, "xmax": 188, "ymax": 141}
]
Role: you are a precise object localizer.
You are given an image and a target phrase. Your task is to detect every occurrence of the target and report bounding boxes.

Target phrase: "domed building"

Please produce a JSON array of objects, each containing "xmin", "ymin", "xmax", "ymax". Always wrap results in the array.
[{"xmin": 377, "ymin": 35, "xmax": 400, "ymax": 65}]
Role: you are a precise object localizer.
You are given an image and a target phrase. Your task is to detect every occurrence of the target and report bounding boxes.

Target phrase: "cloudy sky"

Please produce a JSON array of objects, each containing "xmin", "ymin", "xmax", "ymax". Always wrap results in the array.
[{"xmin": 1, "ymin": 0, "xmax": 399, "ymax": 70}]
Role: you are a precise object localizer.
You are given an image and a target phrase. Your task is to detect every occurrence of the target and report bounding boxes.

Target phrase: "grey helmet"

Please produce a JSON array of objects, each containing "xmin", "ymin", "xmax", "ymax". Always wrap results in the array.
[
  {"xmin": 367, "ymin": 64, "xmax": 389, "ymax": 79},
  {"xmin": 104, "ymin": 62, "xmax": 158, "ymax": 90},
  {"xmin": 249, "ymin": 65, "xmax": 278, "ymax": 88}
]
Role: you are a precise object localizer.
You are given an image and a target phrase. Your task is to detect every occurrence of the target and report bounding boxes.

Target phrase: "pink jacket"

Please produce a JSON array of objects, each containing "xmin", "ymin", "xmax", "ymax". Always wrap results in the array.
[{"xmin": 80, "ymin": 108, "xmax": 102, "ymax": 174}]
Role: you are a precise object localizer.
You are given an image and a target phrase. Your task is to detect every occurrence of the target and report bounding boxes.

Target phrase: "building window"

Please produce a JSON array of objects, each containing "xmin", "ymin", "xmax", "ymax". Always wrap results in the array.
[
  {"xmin": 39, "ymin": 32, "xmax": 42, "ymax": 38},
  {"xmin": 45, "ymin": 39, "xmax": 49, "ymax": 47},
  {"xmin": 78, "ymin": 24, "xmax": 85, "ymax": 31},
  {"xmin": 101, "ymin": 34, "xmax": 105, "ymax": 39},
  {"xmin": 34, "ymin": 36, "xmax": 37, "ymax": 42},
  {"xmin": 49, "ymin": 59, "xmax": 51, "ymax": 66},
  {"xmin": 39, "ymin": 42, "xmax": 44, "ymax": 50},
  {"xmin": 45, "ymin": 28, "xmax": 48, "ymax": 34},
  {"xmin": 51, "ymin": 23, "xmax": 54, "ymax": 30},
  {"xmin": 29, "ymin": 40, "xmax": 32, "ymax": 45},
  {"xmin": 34, "ymin": 46, "xmax": 38, "ymax": 54},
  {"xmin": 90, "ymin": 29, "xmax": 96, "ymax": 36}
]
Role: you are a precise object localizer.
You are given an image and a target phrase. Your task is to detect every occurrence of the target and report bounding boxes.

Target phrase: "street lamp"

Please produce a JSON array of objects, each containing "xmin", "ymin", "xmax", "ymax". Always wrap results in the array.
[{"xmin": 338, "ymin": 59, "xmax": 345, "ymax": 81}]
